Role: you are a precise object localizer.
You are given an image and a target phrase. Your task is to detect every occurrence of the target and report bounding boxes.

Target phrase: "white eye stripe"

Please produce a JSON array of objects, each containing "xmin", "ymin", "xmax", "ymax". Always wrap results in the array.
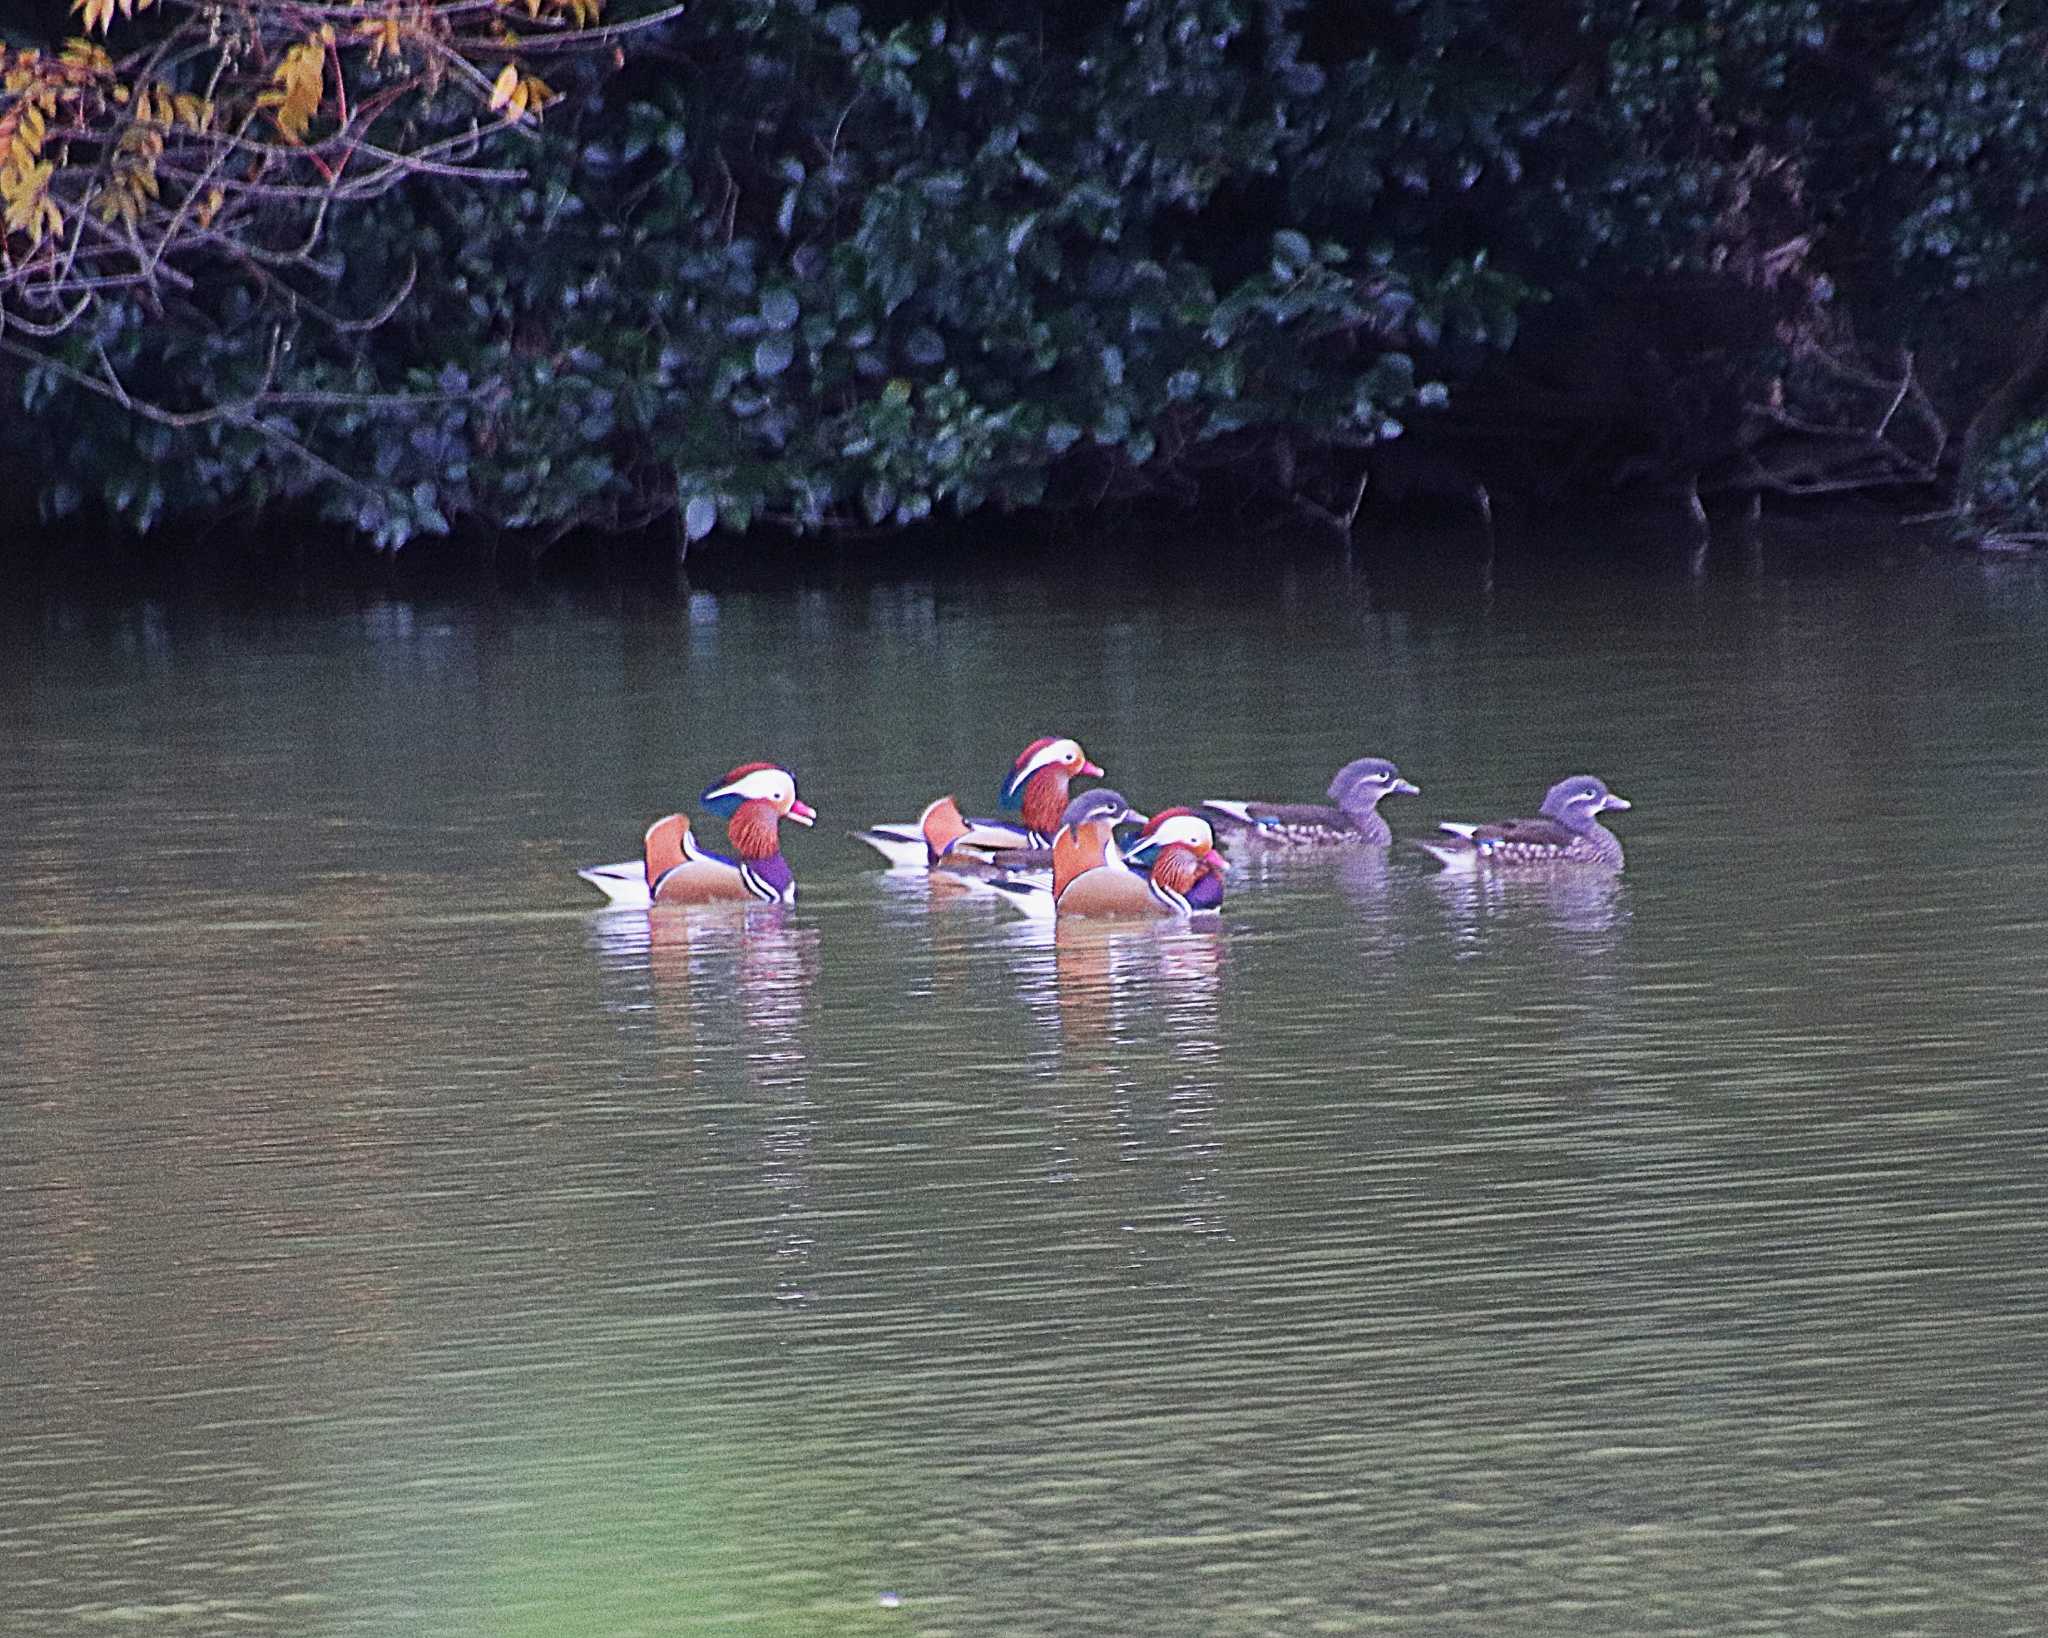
[
  {"xmin": 719, "ymin": 770, "xmax": 794, "ymax": 803},
  {"xmin": 1144, "ymin": 816, "xmax": 1215, "ymax": 850}
]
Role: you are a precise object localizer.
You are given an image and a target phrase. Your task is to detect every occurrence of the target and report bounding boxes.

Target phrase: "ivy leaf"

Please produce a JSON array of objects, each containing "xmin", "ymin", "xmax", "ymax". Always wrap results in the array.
[{"xmin": 1271, "ymin": 229, "xmax": 1313, "ymax": 278}]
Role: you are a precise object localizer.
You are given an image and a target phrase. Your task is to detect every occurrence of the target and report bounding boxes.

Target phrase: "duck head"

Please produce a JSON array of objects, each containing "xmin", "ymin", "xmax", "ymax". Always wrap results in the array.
[
  {"xmin": 1050, "ymin": 787, "xmax": 1147, "ymax": 898},
  {"xmin": 1124, "ymin": 807, "xmax": 1228, "ymax": 870},
  {"xmin": 1539, "ymin": 774, "xmax": 1631, "ymax": 830},
  {"xmin": 1054, "ymin": 787, "xmax": 1147, "ymax": 838},
  {"xmin": 1002, "ymin": 736, "xmax": 1105, "ymax": 836},
  {"xmin": 1128, "ymin": 807, "xmax": 1228, "ymax": 910},
  {"xmin": 701, "ymin": 762, "xmax": 817, "ymax": 859},
  {"xmin": 1328, "ymin": 757, "xmax": 1420, "ymax": 814}
]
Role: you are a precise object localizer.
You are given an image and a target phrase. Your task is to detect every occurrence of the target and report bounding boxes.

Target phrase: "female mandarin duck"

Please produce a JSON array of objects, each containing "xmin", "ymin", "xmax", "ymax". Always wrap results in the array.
[
  {"xmin": 1414, "ymin": 775, "xmax": 1631, "ymax": 872},
  {"xmin": 854, "ymin": 736, "xmax": 1104, "ymax": 868},
  {"xmin": 1200, "ymin": 757, "xmax": 1420, "ymax": 848},
  {"xmin": 988, "ymin": 793, "xmax": 1228, "ymax": 919},
  {"xmin": 577, "ymin": 763, "xmax": 817, "ymax": 907}
]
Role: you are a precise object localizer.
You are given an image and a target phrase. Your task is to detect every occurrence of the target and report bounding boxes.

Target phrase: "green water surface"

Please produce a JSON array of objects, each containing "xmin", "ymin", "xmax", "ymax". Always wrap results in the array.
[{"xmin": 4, "ymin": 542, "xmax": 2046, "ymax": 1634}]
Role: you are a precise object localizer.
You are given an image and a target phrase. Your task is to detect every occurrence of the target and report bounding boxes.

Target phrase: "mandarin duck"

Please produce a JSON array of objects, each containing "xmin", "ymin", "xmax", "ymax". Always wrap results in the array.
[
  {"xmin": 1414, "ymin": 775, "xmax": 1631, "ymax": 872},
  {"xmin": 1200, "ymin": 757, "xmax": 1420, "ymax": 848},
  {"xmin": 577, "ymin": 762, "xmax": 817, "ymax": 907},
  {"xmin": 1122, "ymin": 808, "xmax": 1231, "ymax": 915},
  {"xmin": 915, "ymin": 794, "xmax": 1065, "ymax": 882},
  {"xmin": 853, "ymin": 736, "xmax": 1104, "ymax": 868},
  {"xmin": 987, "ymin": 794, "xmax": 1229, "ymax": 920}
]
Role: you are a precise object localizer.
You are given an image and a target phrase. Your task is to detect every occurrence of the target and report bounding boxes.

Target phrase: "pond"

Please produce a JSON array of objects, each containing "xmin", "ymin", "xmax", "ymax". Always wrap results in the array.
[{"xmin": 4, "ymin": 535, "xmax": 2047, "ymax": 1633}]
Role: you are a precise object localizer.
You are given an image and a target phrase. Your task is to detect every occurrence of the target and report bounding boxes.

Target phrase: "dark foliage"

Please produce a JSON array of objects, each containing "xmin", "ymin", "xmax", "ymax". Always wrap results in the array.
[{"xmin": 8, "ymin": 0, "xmax": 2047, "ymax": 552}]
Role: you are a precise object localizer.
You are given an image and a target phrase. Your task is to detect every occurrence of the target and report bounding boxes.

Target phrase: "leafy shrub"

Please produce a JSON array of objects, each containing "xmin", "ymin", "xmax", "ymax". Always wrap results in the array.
[{"xmin": 10, "ymin": 0, "xmax": 2048, "ymax": 550}]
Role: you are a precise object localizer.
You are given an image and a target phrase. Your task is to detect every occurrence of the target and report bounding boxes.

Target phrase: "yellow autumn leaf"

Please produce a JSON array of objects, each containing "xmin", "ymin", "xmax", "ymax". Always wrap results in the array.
[
  {"xmin": 60, "ymin": 40, "xmax": 114, "ymax": 73},
  {"xmin": 3, "ymin": 159, "xmax": 55, "ymax": 235},
  {"xmin": 488, "ymin": 63, "xmax": 519, "ymax": 111},
  {"xmin": 358, "ymin": 15, "xmax": 403, "ymax": 67},
  {"xmin": 68, "ymin": 0, "xmax": 155, "ymax": 35},
  {"xmin": 256, "ymin": 36, "xmax": 327, "ymax": 143},
  {"xmin": 94, "ymin": 181, "xmax": 140, "ymax": 229}
]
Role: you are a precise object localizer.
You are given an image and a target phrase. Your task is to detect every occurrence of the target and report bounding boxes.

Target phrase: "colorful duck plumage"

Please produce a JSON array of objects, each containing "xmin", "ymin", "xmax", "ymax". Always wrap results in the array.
[
  {"xmin": 917, "ymin": 795, "xmax": 1052, "ymax": 881},
  {"xmin": 582, "ymin": 750, "xmax": 1634, "ymax": 933},
  {"xmin": 988, "ymin": 793, "xmax": 1228, "ymax": 920},
  {"xmin": 853, "ymin": 736, "xmax": 1103, "ymax": 868},
  {"xmin": 1124, "ymin": 808, "xmax": 1230, "ymax": 915},
  {"xmin": 1414, "ymin": 775, "xmax": 1631, "ymax": 872},
  {"xmin": 577, "ymin": 762, "xmax": 816, "ymax": 907},
  {"xmin": 577, "ymin": 813, "xmax": 708, "ymax": 908},
  {"xmin": 1001, "ymin": 737, "xmax": 1106, "ymax": 840}
]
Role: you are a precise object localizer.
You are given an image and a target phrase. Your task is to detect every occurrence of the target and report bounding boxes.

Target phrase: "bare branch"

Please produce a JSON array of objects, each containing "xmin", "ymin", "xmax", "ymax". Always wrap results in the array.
[
  {"xmin": 454, "ymin": 2, "xmax": 690, "ymax": 53},
  {"xmin": 333, "ymin": 258, "xmax": 419, "ymax": 334}
]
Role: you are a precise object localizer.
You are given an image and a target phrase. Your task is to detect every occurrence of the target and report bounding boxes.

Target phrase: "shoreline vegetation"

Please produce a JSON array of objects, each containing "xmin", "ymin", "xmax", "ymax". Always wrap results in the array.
[{"xmin": 3, "ymin": 1, "xmax": 2046, "ymax": 564}]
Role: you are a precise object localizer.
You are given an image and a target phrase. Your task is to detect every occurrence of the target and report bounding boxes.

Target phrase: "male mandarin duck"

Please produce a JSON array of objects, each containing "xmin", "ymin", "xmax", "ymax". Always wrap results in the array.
[
  {"xmin": 1414, "ymin": 775, "xmax": 1632, "ymax": 872},
  {"xmin": 1200, "ymin": 757, "xmax": 1420, "ymax": 848},
  {"xmin": 916, "ymin": 794, "xmax": 1054, "ymax": 882},
  {"xmin": 1122, "ymin": 808, "xmax": 1231, "ymax": 915},
  {"xmin": 853, "ymin": 736, "xmax": 1104, "ymax": 868},
  {"xmin": 987, "ymin": 793, "xmax": 1228, "ymax": 920},
  {"xmin": 577, "ymin": 811, "xmax": 716, "ymax": 908},
  {"xmin": 577, "ymin": 762, "xmax": 817, "ymax": 907}
]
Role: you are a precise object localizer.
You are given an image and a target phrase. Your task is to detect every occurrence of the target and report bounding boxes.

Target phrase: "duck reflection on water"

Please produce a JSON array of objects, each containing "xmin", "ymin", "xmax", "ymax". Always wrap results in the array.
[
  {"xmin": 584, "ymin": 902, "xmax": 821, "ymax": 1304},
  {"xmin": 586, "ymin": 900, "xmax": 818, "ymax": 1042},
  {"xmin": 978, "ymin": 908, "xmax": 1235, "ymax": 1254},
  {"xmin": 1428, "ymin": 864, "xmax": 1631, "ymax": 957}
]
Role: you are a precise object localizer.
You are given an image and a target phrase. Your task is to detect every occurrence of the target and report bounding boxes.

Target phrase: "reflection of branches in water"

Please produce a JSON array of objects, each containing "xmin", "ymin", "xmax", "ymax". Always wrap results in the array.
[{"xmin": 1427, "ymin": 867, "xmax": 1632, "ymax": 961}]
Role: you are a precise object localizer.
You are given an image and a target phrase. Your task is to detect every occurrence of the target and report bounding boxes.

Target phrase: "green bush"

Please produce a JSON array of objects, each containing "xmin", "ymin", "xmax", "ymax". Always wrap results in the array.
[{"xmin": 13, "ymin": 0, "xmax": 2048, "ymax": 550}]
